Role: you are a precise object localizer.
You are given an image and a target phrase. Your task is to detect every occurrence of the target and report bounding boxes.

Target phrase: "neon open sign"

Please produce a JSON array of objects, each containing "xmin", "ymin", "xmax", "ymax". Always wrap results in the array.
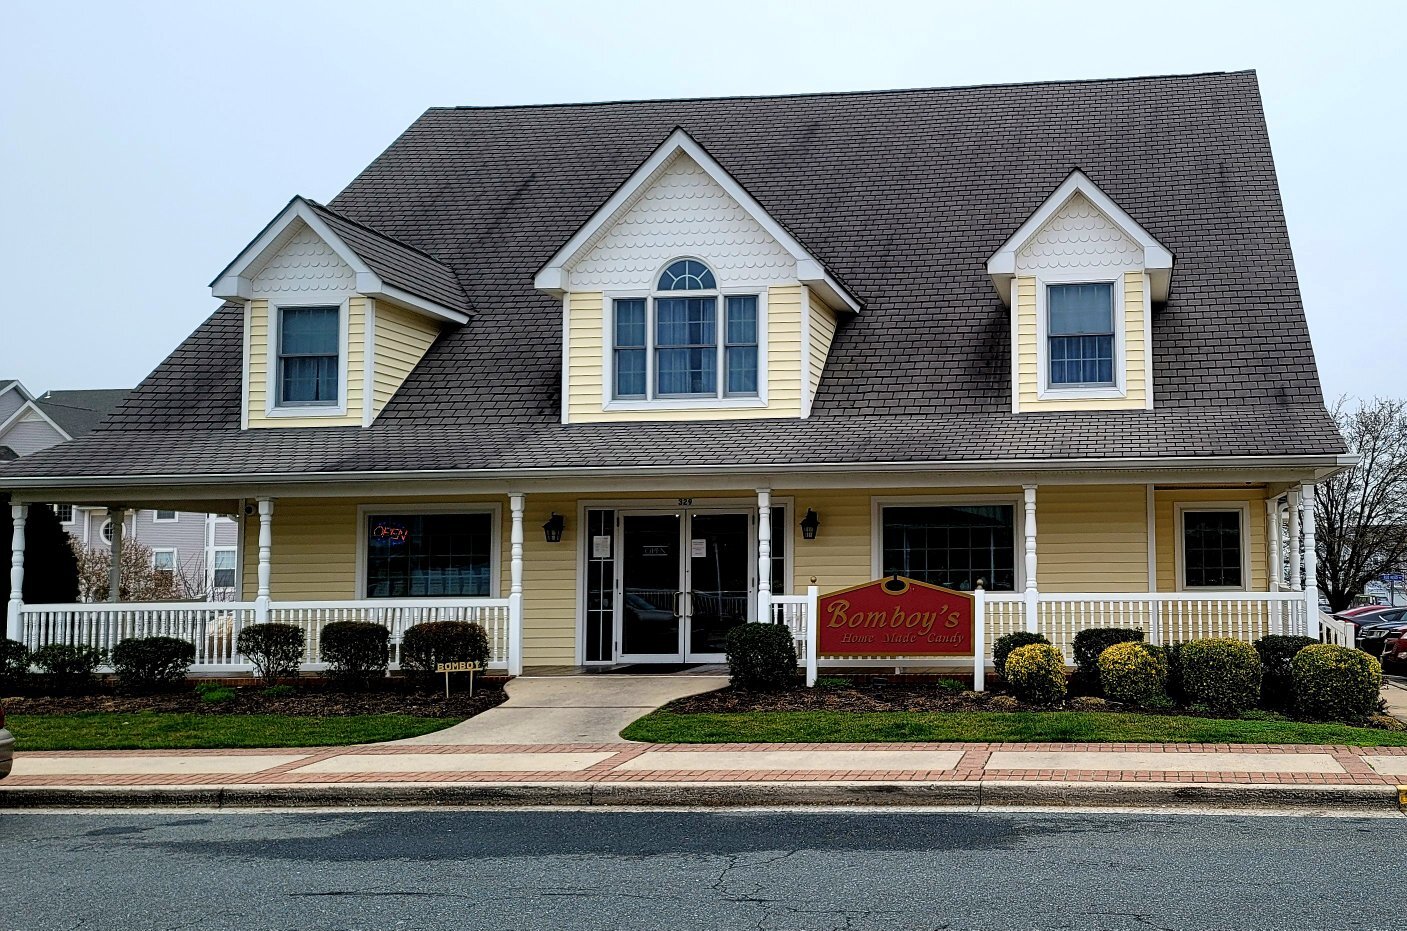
[{"xmin": 371, "ymin": 520, "xmax": 410, "ymax": 546}]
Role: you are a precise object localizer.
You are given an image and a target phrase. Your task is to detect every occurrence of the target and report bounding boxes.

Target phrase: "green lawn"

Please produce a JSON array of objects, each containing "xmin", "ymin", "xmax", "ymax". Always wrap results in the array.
[
  {"xmin": 620, "ymin": 710, "xmax": 1407, "ymax": 746},
  {"xmin": 8, "ymin": 712, "xmax": 462, "ymax": 751}
]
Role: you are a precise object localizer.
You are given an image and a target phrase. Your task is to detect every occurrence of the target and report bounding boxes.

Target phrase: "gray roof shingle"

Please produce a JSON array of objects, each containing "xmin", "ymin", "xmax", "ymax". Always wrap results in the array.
[{"xmin": 0, "ymin": 71, "xmax": 1345, "ymax": 485}]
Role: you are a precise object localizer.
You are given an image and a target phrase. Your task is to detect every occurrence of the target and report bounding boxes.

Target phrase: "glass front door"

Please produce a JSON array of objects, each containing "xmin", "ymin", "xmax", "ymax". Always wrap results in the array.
[{"xmin": 616, "ymin": 509, "xmax": 754, "ymax": 664}]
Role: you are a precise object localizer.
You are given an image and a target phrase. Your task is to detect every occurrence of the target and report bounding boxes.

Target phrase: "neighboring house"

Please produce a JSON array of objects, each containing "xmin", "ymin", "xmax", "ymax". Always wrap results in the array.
[
  {"xmin": 0, "ymin": 380, "xmax": 239, "ymax": 598},
  {"xmin": 1, "ymin": 71, "xmax": 1352, "ymax": 672}
]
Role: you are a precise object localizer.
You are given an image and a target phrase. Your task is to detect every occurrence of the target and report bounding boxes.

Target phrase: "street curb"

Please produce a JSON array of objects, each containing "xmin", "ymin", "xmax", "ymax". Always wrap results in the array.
[{"xmin": 0, "ymin": 780, "xmax": 1399, "ymax": 812}]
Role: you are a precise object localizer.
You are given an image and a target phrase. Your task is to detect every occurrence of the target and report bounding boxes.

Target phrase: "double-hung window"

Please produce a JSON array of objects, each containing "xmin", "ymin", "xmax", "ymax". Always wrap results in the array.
[
  {"xmin": 611, "ymin": 259, "xmax": 760, "ymax": 402},
  {"xmin": 1047, "ymin": 282, "xmax": 1115, "ymax": 387},
  {"xmin": 1181, "ymin": 509, "xmax": 1244, "ymax": 589},
  {"xmin": 277, "ymin": 305, "xmax": 340, "ymax": 406},
  {"xmin": 212, "ymin": 549, "xmax": 237, "ymax": 591}
]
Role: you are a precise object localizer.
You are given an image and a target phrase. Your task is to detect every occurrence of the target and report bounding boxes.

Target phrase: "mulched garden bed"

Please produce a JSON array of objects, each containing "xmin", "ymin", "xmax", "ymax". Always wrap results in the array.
[{"xmin": 5, "ymin": 681, "xmax": 508, "ymax": 719}]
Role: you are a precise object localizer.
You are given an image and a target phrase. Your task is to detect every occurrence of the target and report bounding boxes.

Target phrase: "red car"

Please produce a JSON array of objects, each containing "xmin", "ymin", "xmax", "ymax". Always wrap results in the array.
[
  {"xmin": 1340, "ymin": 605, "xmax": 1393, "ymax": 619},
  {"xmin": 1383, "ymin": 630, "xmax": 1407, "ymax": 671}
]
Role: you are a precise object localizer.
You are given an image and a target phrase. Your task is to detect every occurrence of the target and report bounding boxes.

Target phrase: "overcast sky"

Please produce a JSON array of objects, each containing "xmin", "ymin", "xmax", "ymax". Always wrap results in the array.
[{"xmin": 1, "ymin": 1, "xmax": 1402, "ymax": 403}]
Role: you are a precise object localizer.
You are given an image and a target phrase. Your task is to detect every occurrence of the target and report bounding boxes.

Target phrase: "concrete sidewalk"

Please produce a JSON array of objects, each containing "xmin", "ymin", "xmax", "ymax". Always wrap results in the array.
[{"xmin": 5, "ymin": 742, "xmax": 1405, "ymax": 811}]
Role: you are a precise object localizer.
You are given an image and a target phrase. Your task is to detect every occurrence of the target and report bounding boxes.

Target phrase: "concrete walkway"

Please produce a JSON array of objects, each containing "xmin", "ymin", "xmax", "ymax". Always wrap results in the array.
[
  {"xmin": 1384, "ymin": 680, "xmax": 1407, "ymax": 722},
  {"xmin": 392, "ymin": 674, "xmax": 727, "ymax": 745}
]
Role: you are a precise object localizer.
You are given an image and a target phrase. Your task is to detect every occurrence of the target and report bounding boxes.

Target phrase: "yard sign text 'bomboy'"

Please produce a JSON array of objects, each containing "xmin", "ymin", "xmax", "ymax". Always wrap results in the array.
[{"xmin": 817, "ymin": 577, "xmax": 975, "ymax": 658}]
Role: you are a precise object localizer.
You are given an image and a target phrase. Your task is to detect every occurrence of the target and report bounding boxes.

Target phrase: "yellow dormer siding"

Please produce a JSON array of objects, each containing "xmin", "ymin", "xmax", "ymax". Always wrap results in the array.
[
  {"xmin": 1014, "ymin": 270, "xmax": 1149, "ymax": 412},
  {"xmin": 806, "ymin": 289, "xmax": 838, "ymax": 411},
  {"xmin": 371, "ymin": 301, "xmax": 441, "ymax": 418}
]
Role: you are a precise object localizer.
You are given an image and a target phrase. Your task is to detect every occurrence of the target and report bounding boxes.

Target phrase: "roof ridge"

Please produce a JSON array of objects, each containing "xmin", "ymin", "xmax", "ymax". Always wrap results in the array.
[{"xmin": 427, "ymin": 69, "xmax": 1252, "ymax": 113}]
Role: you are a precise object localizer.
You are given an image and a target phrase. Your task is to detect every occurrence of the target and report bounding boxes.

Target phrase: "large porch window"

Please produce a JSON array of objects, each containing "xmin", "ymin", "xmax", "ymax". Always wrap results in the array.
[
  {"xmin": 1180, "ymin": 508, "xmax": 1245, "ymax": 590},
  {"xmin": 880, "ymin": 504, "xmax": 1017, "ymax": 592},
  {"xmin": 365, "ymin": 512, "xmax": 494, "ymax": 598}
]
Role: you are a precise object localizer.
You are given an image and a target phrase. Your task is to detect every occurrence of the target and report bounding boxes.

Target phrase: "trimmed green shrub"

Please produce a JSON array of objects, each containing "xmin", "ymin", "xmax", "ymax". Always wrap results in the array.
[
  {"xmin": 993, "ymin": 631, "xmax": 1050, "ymax": 678},
  {"xmin": 1071, "ymin": 628, "xmax": 1145, "ymax": 695},
  {"xmin": 1291, "ymin": 643, "xmax": 1382, "ymax": 723},
  {"xmin": 725, "ymin": 623, "xmax": 798, "ymax": 691},
  {"xmin": 1179, "ymin": 639, "xmax": 1262, "ymax": 713},
  {"xmin": 31, "ymin": 643, "xmax": 104, "ymax": 695},
  {"xmin": 111, "ymin": 636, "xmax": 194, "ymax": 693},
  {"xmin": 0, "ymin": 638, "xmax": 31, "ymax": 693},
  {"xmin": 1097, "ymin": 641, "xmax": 1170, "ymax": 707},
  {"xmin": 1004, "ymin": 643, "xmax": 1067, "ymax": 705},
  {"xmin": 1254, "ymin": 635, "xmax": 1317, "ymax": 710},
  {"xmin": 319, "ymin": 621, "xmax": 390, "ymax": 688},
  {"xmin": 400, "ymin": 621, "xmax": 491, "ymax": 677},
  {"xmin": 236, "ymin": 623, "xmax": 304, "ymax": 683}
]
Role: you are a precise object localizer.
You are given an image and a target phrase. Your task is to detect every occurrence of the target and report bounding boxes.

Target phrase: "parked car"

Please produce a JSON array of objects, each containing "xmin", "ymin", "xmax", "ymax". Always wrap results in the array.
[
  {"xmin": 1339, "ymin": 604, "xmax": 1393, "ymax": 619},
  {"xmin": 1335, "ymin": 606, "xmax": 1407, "ymax": 634},
  {"xmin": 1355, "ymin": 615, "xmax": 1407, "ymax": 661},
  {"xmin": 0, "ymin": 704, "xmax": 12, "ymax": 780},
  {"xmin": 1383, "ymin": 631, "xmax": 1407, "ymax": 671}
]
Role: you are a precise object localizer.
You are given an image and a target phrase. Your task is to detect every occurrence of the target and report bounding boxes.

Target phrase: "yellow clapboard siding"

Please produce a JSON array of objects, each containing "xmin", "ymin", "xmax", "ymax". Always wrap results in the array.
[
  {"xmin": 566, "ymin": 286, "xmax": 806, "ymax": 422},
  {"xmin": 1037, "ymin": 485, "xmax": 1149, "ymax": 592},
  {"xmin": 1014, "ymin": 271, "xmax": 1149, "ymax": 412},
  {"xmin": 1155, "ymin": 488, "xmax": 1268, "ymax": 592},
  {"xmin": 806, "ymin": 287, "xmax": 837, "ymax": 408},
  {"xmin": 371, "ymin": 301, "xmax": 440, "ymax": 418}
]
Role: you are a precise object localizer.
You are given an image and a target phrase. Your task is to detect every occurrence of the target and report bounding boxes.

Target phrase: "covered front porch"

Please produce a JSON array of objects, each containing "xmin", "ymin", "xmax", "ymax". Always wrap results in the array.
[{"xmin": 6, "ymin": 472, "xmax": 1350, "ymax": 682}]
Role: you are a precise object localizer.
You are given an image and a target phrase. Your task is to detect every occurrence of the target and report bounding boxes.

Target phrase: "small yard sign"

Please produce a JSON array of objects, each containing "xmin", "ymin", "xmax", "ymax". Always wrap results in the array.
[
  {"xmin": 435, "ymin": 661, "xmax": 482, "ymax": 698},
  {"xmin": 817, "ymin": 576, "xmax": 974, "ymax": 658}
]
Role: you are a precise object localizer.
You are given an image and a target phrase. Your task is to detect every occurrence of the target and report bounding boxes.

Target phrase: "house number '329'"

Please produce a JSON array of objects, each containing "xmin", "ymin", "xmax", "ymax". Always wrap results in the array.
[{"xmin": 677, "ymin": 498, "xmax": 693, "ymax": 506}]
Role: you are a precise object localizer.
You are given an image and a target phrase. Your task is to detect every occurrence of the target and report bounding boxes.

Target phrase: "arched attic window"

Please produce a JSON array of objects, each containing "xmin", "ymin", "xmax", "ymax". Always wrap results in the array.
[{"xmin": 612, "ymin": 258, "xmax": 758, "ymax": 401}]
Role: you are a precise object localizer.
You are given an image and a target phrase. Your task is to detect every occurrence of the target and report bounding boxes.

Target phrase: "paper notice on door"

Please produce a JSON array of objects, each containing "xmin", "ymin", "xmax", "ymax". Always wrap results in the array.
[
  {"xmin": 690, "ymin": 538, "xmax": 707, "ymax": 558},
  {"xmin": 591, "ymin": 535, "xmax": 612, "ymax": 559}
]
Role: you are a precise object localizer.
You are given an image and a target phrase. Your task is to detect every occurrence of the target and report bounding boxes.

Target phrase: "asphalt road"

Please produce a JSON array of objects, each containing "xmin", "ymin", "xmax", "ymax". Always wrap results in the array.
[{"xmin": 3, "ymin": 809, "xmax": 1403, "ymax": 930}]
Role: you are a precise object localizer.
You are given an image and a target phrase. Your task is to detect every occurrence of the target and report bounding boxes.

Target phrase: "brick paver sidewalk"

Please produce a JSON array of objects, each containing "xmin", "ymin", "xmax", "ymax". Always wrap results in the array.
[{"xmin": 8, "ymin": 742, "xmax": 1407, "ymax": 789}]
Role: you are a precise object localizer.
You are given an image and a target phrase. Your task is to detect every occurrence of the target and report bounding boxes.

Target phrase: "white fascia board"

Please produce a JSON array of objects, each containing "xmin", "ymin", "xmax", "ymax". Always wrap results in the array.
[
  {"xmin": 535, "ymin": 129, "xmax": 860, "ymax": 313},
  {"xmin": 986, "ymin": 170, "xmax": 1175, "ymax": 305},
  {"xmin": 368, "ymin": 283, "xmax": 470, "ymax": 325}
]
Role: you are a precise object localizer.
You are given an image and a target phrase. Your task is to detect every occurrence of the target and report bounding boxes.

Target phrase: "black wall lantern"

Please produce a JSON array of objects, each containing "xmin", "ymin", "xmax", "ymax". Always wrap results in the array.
[
  {"xmin": 800, "ymin": 508, "xmax": 820, "ymax": 540},
  {"xmin": 542, "ymin": 512, "xmax": 565, "ymax": 543}
]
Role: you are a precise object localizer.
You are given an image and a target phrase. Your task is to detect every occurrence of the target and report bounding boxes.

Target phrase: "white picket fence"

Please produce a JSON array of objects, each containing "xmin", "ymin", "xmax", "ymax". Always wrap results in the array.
[{"xmin": 18, "ymin": 597, "xmax": 519, "ymax": 672}]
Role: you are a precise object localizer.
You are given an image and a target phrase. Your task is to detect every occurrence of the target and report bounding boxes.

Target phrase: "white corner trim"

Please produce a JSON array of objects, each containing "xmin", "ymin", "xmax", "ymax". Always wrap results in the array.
[
  {"xmin": 535, "ymin": 129, "xmax": 860, "ymax": 313},
  {"xmin": 240, "ymin": 300, "xmax": 252, "ymax": 430},
  {"xmin": 560, "ymin": 294, "xmax": 571, "ymax": 425},
  {"xmin": 1172, "ymin": 501, "xmax": 1252, "ymax": 592},
  {"xmin": 987, "ymin": 170, "xmax": 1174, "ymax": 305}
]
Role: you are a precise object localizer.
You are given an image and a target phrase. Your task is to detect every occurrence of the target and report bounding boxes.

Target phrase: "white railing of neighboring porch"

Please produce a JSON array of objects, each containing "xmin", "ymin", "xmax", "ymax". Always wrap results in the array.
[
  {"xmin": 1318, "ymin": 610, "xmax": 1356, "ymax": 650},
  {"xmin": 18, "ymin": 595, "xmax": 522, "ymax": 673}
]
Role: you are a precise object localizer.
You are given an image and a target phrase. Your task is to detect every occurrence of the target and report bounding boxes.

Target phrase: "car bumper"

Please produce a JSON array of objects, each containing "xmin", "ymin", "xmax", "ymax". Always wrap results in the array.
[{"xmin": 0, "ymin": 728, "xmax": 13, "ymax": 779}]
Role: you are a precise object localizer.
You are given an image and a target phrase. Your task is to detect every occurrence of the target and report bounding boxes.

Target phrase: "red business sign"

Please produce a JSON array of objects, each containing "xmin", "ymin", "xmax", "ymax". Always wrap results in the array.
[{"xmin": 817, "ymin": 576, "xmax": 974, "ymax": 658}]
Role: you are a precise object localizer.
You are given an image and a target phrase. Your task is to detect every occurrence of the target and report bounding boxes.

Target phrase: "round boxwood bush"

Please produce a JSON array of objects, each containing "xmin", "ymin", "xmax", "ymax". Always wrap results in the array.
[
  {"xmin": 725, "ymin": 622, "xmax": 798, "ymax": 691},
  {"xmin": 1071, "ymin": 628, "xmax": 1145, "ymax": 695},
  {"xmin": 1004, "ymin": 642, "xmax": 1067, "ymax": 705},
  {"xmin": 1178, "ymin": 638, "xmax": 1262, "ymax": 714},
  {"xmin": 1254, "ymin": 634, "xmax": 1317, "ymax": 710},
  {"xmin": 1291, "ymin": 643, "xmax": 1382, "ymax": 723},
  {"xmin": 111, "ymin": 636, "xmax": 194, "ymax": 693},
  {"xmin": 993, "ymin": 631, "xmax": 1050, "ymax": 679},
  {"xmin": 400, "ymin": 621, "xmax": 491, "ymax": 677},
  {"xmin": 31, "ymin": 643, "xmax": 105, "ymax": 695},
  {"xmin": 236, "ymin": 623, "xmax": 304, "ymax": 683},
  {"xmin": 319, "ymin": 621, "xmax": 390, "ymax": 688},
  {"xmin": 1097, "ymin": 641, "xmax": 1170, "ymax": 707},
  {"xmin": 0, "ymin": 638, "xmax": 31, "ymax": 693}
]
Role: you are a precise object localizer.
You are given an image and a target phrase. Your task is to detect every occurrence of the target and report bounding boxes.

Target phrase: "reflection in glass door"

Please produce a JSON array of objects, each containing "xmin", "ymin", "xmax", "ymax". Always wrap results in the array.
[
  {"xmin": 619, "ymin": 513, "xmax": 682, "ymax": 660},
  {"xmin": 687, "ymin": 513, "xmax": 751, "ymax": 659}
]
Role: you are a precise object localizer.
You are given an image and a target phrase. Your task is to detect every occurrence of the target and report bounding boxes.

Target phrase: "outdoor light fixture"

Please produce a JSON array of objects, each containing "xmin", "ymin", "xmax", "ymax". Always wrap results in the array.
[
  {"xmin": 542, "ymin": 512, "xmax": 565, "ymax": 543},
  {"xmin": 800, "ymin": 508, "xmax": 820, "ymax": 540}
]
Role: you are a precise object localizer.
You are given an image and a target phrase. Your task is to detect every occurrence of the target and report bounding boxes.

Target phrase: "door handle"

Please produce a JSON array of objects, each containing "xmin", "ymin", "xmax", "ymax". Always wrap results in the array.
[{"xmin": 673, "ymin": 591, "xmax": 684, "ymax": 617}]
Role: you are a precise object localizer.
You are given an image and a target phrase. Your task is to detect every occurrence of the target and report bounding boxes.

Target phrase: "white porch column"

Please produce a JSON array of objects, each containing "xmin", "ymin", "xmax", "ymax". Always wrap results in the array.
[
  {"xmin": 1022, "ymin": 484, "xmax": 1038, "ymax": 633},
  {"xmin": 1287, "ymin": 489, "xmax": 1302, "ymax": 592},
  {"xmin": 7, "ymin": 503, "xmax": 26, "ymax": 641},
  {"xmin": 1267, "ymin": 497, "xmax": 1283, "ymax": 590},
  {"xmin": 106, "ymin": 506, "xmax": 125, "ymax": 603},
  {"xmin": 255, "ymin": 498, "xmax": 274, "ymax": 623},
  {"xmin": 508, "ymin": 492, "xmax": 525, "ymax": 676},
  {"xmin": 1301, "ymin": 482, "xmax": 1320, "ymax": 639},
  {"xmin": 756, "ymin": 488, "xmax": 772, "ymax": 623}
]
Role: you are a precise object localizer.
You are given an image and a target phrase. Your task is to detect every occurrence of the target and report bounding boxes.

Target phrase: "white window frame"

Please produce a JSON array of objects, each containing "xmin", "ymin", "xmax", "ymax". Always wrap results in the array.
[
  {"xmin": 1035, "ymin": 271, "xmax": 1127, "ymax": 401},
  {"xmin": 152, "ymin": 548, "xmax": 178, "ymax": 574},
  {"xmin": 353, "ymin": 503, "xmax": 502, "ymax": 599},
  {"xmin": 1174, "ymin": 502, "xmax": 1251, "ymax": 592},
  {"xmin": 601, "ymin": 263, "xmax": 769, "ymax": 412},
  {"xmin": 153, "ymin": 509, "xmax": 179, "ymax": 523},
  {"xmin": 52, "ymin": 504, "xmax": 75, "ymax": 525},
  {"xmin": 870, "ymin": 494, "xmax": 1026, "ymax": 592},
  {"xmin": 210, "ymin": 546, "xmax": 238, "ymax": 592},
  {"xmin": 265, "ymin": 298, "xmax": 351, "ymax": 418},
  {"xmin": 100, "ymin": 519, "xmax": 115, "ymax": 545}
]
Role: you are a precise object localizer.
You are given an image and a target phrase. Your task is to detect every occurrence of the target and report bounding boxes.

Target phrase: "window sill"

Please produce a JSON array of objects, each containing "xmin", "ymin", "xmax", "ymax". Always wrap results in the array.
[
  {"xmin": 264, "ymin": 405, "xmax": 348, "ymax": 418},
  {"xmin": 1036, "ymin": 386, "xmax": 1126, "ymax": 401},
  {"xmin": 603, "ymin": 397, "xmax": 768, "ymax": 412}
]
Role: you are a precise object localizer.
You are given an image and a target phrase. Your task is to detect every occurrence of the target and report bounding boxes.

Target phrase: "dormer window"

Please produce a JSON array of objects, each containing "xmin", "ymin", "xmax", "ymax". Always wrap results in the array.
[
  {"xmin": 609, "ymin": 259, "xmax": 760, "ymax": 404},
  {"xmin": 1048, "ymin": 282, "xmax": 1115, "ymax": 387},
  {"xmin": 276, "ymin": 305, "xmax": 342, "ymax": 407}
]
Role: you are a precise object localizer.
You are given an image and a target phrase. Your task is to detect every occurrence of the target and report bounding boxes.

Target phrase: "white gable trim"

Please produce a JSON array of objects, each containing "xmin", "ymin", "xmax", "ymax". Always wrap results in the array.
[
  {"xmin": 987, "ymin": 170, "xmax": 1174, "ymax": 305},
  {"xmin": 0, "ymin": 399, "xmax": 73, "ymax": 443},
  {"xmin": 535, "ymin": 129, "xmax": 860, "ymax": 313},
  {"xmin": 211, "ymin": 198, "xmax": 469, "ymax": 325}
]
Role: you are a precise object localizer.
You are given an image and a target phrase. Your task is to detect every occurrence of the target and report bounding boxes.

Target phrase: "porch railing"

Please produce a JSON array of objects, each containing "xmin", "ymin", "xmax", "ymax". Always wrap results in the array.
[{"xmin": 17, "ymin": 596, "xmax": 521, "ymax": 672}]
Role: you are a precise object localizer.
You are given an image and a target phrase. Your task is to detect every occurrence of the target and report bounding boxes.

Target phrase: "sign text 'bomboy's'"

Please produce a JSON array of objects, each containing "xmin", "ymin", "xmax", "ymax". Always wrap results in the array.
[{"xmin": 817, "ymin": 577, "xmax": 974, "ymax": 658}]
